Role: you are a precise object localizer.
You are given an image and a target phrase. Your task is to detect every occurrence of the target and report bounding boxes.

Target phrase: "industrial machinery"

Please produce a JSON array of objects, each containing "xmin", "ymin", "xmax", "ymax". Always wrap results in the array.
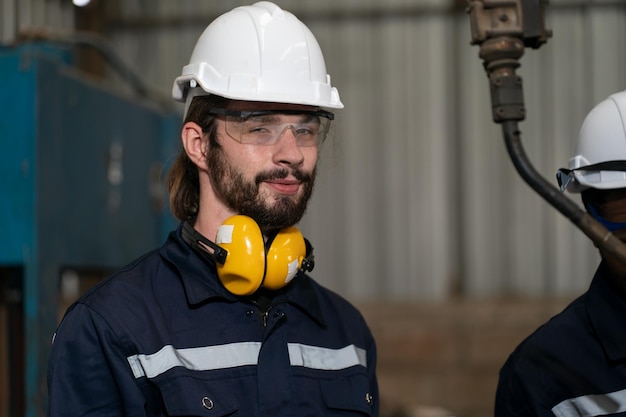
[
  {"xmin": 0, "ymin": 42, "xmax": 180, "ymax": 417},
  {"xmin": 466, "ymin": 0, "xmax": 626, "ymax": 264}
]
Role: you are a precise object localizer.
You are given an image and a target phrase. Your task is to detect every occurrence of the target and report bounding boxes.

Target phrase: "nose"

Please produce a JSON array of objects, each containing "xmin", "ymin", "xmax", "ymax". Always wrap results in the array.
[{"xmin": 273, "ymin": 126, "xmax": 305, "ymax": 166}]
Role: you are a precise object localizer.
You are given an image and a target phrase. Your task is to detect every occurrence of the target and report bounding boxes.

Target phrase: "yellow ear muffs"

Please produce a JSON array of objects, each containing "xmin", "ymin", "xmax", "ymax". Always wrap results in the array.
[
  {"xmin": 214, "ymin": 215, "xmax": 266, "ymax": 296},
  {"xmin": 264, "ymin": 226, "xmax": 306, "ymax": 291},
  {"xmin": 212, "ymin": 215, "xmax": 308, "ymax": 296}
]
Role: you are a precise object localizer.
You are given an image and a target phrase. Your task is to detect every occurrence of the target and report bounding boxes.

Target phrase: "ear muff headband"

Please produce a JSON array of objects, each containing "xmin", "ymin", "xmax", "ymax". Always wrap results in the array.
[{"xmin": 182, "ymin": 220, "xmax": 227, "ymax": 263}]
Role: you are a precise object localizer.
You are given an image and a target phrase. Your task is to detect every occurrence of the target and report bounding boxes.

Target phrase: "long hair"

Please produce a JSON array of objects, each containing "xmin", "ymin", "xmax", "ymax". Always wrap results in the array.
[{"xmin": 167, "ymin": 95, "xmax": 229, "ymax": 221}]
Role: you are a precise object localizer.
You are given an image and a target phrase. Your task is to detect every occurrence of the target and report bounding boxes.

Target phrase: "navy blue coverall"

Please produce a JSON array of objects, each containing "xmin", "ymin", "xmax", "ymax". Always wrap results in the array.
[
  {"xmin": 495, "ymin": 262, "xmax": 626, "ymax": 417},
  {"xmin": 47, "ymin": 224, "xmax": 379, "ymax": 417}
]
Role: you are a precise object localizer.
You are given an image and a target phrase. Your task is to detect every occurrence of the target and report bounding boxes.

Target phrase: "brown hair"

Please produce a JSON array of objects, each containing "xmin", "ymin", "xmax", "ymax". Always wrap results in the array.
[{"xmin": 166, "ymin": 95, "xmax": 229, "ymax": 220}]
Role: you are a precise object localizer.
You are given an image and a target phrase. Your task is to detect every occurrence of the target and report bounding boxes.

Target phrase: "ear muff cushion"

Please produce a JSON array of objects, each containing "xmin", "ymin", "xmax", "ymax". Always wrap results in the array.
[
  {"xmin": 215, "ymin": 215, "xmax": 265, "ymax": 296},
  {"xmin": 264, "ymin": 226, "xmax": 306, "ymax": 290}
]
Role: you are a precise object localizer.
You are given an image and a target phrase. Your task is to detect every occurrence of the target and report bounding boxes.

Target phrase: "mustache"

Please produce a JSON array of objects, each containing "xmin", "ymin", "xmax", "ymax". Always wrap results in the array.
[{"xmin": 255, "ymin": 168, "xmax": 312, "ymax": 184}]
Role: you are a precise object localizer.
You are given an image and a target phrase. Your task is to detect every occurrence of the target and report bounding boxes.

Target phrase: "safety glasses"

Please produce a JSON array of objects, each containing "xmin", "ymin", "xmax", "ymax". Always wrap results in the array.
[
  {"xmin": 557, "ymin": 161, "xmax": 626, "ymax": 192},
  {"xmin": 209, "ymin": 108, "xmax": 334, "ymax": 147}
]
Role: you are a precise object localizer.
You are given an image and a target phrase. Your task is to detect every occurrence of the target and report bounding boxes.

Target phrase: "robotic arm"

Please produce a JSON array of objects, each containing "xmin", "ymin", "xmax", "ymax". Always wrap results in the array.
[{"xmin": 466, "ymin": 0, "xmax": 626, "ymax": 265}]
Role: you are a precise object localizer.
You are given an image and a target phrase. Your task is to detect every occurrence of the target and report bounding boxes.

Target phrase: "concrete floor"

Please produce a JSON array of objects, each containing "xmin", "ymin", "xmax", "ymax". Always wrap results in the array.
[{"xmin": 358, "ymin": 297, "xmax": 573, "ymax": 417}]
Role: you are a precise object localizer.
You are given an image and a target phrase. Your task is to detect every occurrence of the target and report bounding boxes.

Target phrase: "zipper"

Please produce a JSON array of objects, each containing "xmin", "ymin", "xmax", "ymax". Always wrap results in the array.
[{"xmin": 262, "ymin": 306, "xmax": 272, "ymax": 327}]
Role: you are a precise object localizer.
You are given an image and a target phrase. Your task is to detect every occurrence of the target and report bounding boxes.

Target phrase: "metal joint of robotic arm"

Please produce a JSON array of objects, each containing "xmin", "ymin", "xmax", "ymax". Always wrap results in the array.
[
  {"xmin": 466, "ymin": 0, "xmax": 626, "ymax": 266},
  {"xmin": 467, "ymin": 0, "xmax": 552, "ymax": 123}
]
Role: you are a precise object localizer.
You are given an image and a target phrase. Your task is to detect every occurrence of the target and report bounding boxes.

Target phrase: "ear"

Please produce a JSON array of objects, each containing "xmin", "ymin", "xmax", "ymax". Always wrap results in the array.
[{"xmin": 182, "ymin": 121, "xmax": 207, "ymax": 168}]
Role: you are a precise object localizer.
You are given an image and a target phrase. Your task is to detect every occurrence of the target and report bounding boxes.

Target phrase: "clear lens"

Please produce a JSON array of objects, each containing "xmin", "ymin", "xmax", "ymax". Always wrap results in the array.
[{"xmin": 214, "ymin": 110, "xmax": 332, "ymax": 147}]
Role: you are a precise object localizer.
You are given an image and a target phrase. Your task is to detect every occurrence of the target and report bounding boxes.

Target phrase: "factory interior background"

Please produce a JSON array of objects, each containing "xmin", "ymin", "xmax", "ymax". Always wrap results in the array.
[{"xmin": 1, "ymin": 0, "xmax": 626, "ymax": 416}]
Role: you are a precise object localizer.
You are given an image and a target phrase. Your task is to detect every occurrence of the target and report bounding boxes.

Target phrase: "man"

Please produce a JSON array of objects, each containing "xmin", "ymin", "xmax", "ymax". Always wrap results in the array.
[
  {"xmin": 495, "ymin": 89, "xmax": 626, "ymax": 417},
  {"xmin": 47, "ymin": 2, "xmax": 378, "ymax": 416}
]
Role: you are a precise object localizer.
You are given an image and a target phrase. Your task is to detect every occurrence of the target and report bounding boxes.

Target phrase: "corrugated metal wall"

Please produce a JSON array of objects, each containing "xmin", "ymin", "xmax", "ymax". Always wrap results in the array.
[
  {"xmin": 1, "ymin": 0, "xmax": 74, "ymax": 43},
  {"xmin": 3, "ymin": 0, "xmax": 626, "ymax": 301}
]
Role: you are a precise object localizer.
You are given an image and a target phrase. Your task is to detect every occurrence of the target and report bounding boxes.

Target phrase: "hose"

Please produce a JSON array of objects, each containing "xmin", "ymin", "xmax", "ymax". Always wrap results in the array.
[{"xmin": 501, "ymin": 120, "xmax": 626, "ymax": 264}]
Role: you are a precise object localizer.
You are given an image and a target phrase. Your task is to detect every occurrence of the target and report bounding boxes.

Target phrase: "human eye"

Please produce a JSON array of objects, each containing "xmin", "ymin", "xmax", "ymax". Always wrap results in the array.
[
  {"xmin": 296, "ymin": 121, "xmax": 321, "ymax": 138},
  {"xmin": 241, "ymin": 115, "xmax": 276, "ymax": 135},
  {"xmin": 292, "ymin": 125, "xmax": 320, "ymax": 147},
  {"xmin": 293, "ymin": 125, "xmax": 315, "ymax": 136},
  {"xmin": 238, "ymin": 115, "xmax": 280, "ymax": 144}
]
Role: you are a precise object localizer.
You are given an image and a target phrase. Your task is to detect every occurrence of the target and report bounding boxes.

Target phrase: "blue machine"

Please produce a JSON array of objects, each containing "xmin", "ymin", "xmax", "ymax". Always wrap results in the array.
[{"xmin": 0, "ymin": 43, "xmax": 181, "ymax": 417}]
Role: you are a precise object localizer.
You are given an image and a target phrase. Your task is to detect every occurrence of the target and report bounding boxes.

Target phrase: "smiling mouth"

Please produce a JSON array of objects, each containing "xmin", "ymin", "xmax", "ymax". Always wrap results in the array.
[
  {"xmin": 256, "ymin": 167, "xmax": 311, "ymax": 196},
  {"xmin": 264, "ymin": 180, "xmax": 301, "ymax": 195}
]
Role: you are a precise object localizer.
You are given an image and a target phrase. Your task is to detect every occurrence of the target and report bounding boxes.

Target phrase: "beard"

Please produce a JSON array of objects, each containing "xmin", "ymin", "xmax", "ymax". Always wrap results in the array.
[{"xmin": 207, "ymin": 146, "xmax": 316, "ymax": 235}]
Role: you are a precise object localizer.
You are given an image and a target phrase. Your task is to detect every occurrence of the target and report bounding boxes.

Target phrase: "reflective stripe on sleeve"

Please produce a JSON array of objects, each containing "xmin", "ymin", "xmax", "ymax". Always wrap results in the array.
[
  {"xmin": 127, "ymin": 342, "xmax": 366, "ymax": 379},
  {"xmin": 288, "ymin": 343, "xmax": 367, "ymax": 370},
  {"xmin": 552, "ymin": 389, "xmax": 626, "ymax": 417},
  {"xmin": 127, "ymin": 342, "xmax": 262, "ymax": 378}
]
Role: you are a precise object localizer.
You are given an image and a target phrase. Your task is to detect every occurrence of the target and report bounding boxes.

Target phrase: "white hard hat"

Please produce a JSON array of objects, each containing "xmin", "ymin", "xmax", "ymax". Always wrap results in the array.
[
  {"xmin": 172, "ymin": 1, "xmax": 343, "ymax": 112},
  {"xmin": 557, "ymin": 89, "xmax": 626, "ymax": 193}
]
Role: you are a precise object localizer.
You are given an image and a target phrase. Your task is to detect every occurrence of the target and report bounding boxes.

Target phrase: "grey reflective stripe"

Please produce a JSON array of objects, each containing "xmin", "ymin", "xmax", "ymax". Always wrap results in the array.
[
  {"xmin": 127, "ymin": 342, "xmax": 366, "ymax": 379},
  {"xmin": 552, "ymin": 389, "xmax": 626, "ymax": 417},
  {"xmin": 288, "ymin": 343, "xmax": 367, "ymax": 370},
  {"xmin": 127, "ymin": 342, "xmax": 262, "ymax": 379}
]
